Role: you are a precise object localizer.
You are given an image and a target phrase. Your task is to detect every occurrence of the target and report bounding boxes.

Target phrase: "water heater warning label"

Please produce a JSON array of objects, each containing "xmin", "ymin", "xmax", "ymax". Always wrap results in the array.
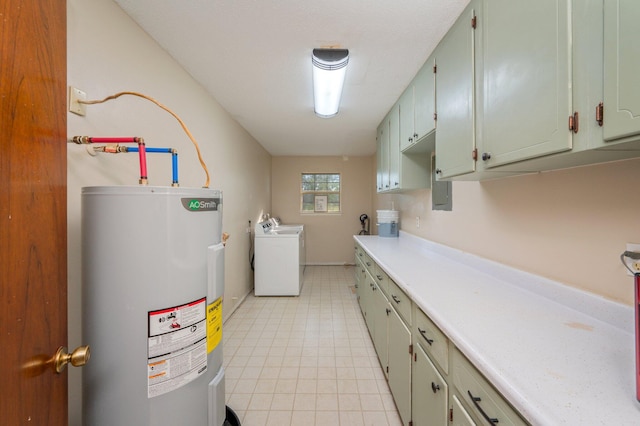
[
  {"xmin": 207, "ymin": 297, "xmax": 223, "ymax": 353},
  {"xmin": 147, "ymin": 297, "xmax": 207, "ymax": 398}
]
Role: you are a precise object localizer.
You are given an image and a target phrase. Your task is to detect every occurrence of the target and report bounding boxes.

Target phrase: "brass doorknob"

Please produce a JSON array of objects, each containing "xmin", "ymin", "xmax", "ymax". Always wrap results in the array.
[{"xmin": 53, "ymin": 345, "xmax": 90, "ymax": 374}]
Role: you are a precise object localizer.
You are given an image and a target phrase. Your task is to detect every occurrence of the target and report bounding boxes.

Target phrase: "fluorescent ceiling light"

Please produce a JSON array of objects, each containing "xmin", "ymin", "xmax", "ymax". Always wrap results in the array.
[{"xmin": 312, "ymin": 48, "xmax": 349, "ymax": 118}]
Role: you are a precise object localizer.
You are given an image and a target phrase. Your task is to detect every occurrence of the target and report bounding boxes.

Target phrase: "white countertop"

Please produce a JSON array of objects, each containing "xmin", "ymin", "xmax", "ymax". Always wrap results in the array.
[{"xmin": 354, "ymin": 231, "xmax": 640, "ymax": 425}]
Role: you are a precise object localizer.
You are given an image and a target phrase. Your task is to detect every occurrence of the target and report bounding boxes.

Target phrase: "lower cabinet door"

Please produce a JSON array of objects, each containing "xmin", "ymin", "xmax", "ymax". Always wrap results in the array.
[
  {"xmin": 388, "ymin": 308, "xmax": 412, "ymax": 425},
  {"xmin": 451, "ymin": 394, "xmax": 477, "ymax": 426},
  {"xmin": 373, "ymin": 284, "xmax": 389, "ymax": 377},
  {"xmin": 364, "ymin": 274, "xmax": 376, "ymax": 333},
  {"xmin": 412, "ymin": 344, "xmax": 448, "ymax": 425}
]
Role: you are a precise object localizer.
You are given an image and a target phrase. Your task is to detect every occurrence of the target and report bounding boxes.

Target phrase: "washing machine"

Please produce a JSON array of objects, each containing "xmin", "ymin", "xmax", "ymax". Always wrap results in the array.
[
  {"xmin": 254, "ymin": 220, "xmax": 304, "ymax": 296},
  {"xmin": 269, "ymin": 217, "xmax": 306, "ymax": 268}
]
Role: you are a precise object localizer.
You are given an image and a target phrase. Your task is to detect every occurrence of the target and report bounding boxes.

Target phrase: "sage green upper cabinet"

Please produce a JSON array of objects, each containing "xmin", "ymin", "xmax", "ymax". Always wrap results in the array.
[
  {"xmin": 388, "ymin": 104, "xmax": 401, "ymax": 190},
  {"xmin": 376, "ymin": 115, "xmax": 389, "ymax": 192},
  {"xmin": 400, "ymin": 62, "xmax": 436, "ymax": 152},
  {"xmin": 480, "ymin": 0, "xmax": 572, "ymax": 168},
  {"xmin": 377, "ymin": 103, "xmax": 430, "ymax": 193},
  {"xmin": 414, "ymin": 61, "xmax": 437, "ymax": 144},
  {"xmin": 434, "ymin": 1, "xmax": 478, "ymax": 179},
  {"xmin": 603, "ymin": 0, "xmax": 640, "ymax": 142},
  {"xmin": 376, "ymin": 105, "xmax": 399, "ymax": 192},
  {"xmin": 399, "ymin": 86, "xmax": 415, "ymax": 152}
]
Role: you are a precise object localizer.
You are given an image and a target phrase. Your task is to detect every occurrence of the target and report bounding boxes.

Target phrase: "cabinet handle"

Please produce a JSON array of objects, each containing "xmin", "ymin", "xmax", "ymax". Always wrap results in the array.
[
  {"xmin": 468, "ymin": 391, "xmax": 499, "ymax": 424},
  {"xmin": 414, "ymin": 133, "xmax": 419, "ymax": 139},
  {"xmin": 435, "ymin": 168, "xmax": 442, "ymax": 174},
  {"xmin": 482, "ymin": 152, "xmax": 492, "ymax": 161},
  {"xmin": 376, "ymin": 274, "xmax": 383, "ymax": 281},
  {"xmin": 370, "ymin": 283, "xmax": 375, "ymax": 288},
  {"xmin": 359, "ymin": 253, "xmax": 363, "ymax": 257},
  {"xmin": 366, "ymin": 262, "xmax": 371, "ymax": 266},
  {"xmin": 409, "ymin": 137, "xmax": 413, "ymax": 143},
  {"xmin": 431, "ymin": 382, "xmax": 440, "ymax": 393},
  {"xmin": 386, "ymin": 308, "xmax": 391, "ymax": 315},
  {"xmin": 355, "ymin": 284, "xmax": 358, "ymax": 289},
  {"xmin": 391, "ymin": 295, "xmax": 401, "ymax": 304},
  {"xmin": 418, "ymin": 327, "xmax": 434, "ymax": 345}
]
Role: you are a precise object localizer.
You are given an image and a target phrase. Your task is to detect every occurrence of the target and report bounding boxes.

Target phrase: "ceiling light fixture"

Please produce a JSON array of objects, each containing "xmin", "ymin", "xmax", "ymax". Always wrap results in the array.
[{"xmin": 312, "ymin": 48, "xmax": 349, "ymax": 118}]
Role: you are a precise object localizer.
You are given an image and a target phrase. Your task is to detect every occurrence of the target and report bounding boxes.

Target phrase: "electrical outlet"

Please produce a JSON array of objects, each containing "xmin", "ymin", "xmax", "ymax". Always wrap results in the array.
[
  {"xmin": 416, "ymin": 216, "xmax": 420, "ymax": 228},
  {"xmin": 69, "ymin": 86, "xmax": 87, "ymax": 116},
  {"xmin": 625, "ymin": 243, "xmax": 640, "ymax": 276}
]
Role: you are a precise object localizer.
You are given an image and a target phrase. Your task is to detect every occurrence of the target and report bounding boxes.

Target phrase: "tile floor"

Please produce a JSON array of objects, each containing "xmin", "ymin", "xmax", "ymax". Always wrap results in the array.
[{"xmin": 223, "ymin": 265, "xmax": 402, "ymax": 426}]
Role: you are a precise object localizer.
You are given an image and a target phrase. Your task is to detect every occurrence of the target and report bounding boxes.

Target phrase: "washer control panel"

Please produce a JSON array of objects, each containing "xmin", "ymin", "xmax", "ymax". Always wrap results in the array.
[{"xmin": 258, "ymin": 220, "xmax": 273, "ymax": 233}]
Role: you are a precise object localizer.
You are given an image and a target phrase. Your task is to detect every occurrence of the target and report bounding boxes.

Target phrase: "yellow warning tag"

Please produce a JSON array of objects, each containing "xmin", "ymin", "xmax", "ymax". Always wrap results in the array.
[{"xmin": 206, "ymin": 297, "xmax": 223, "ymax": 353}]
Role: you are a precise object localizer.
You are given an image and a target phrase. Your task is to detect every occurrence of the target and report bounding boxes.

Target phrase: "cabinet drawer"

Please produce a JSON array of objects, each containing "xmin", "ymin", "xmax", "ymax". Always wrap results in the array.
[
  {"xmin": 387, "ymin": 279, "xmax": 411, "ymax": 325},
  {"xmin": 415, "ymin": 307, "xmax": 449, "ymax": 374},
  {"xmin": 362, "ymin": 253, "xmax": 374, "ymax": 275},
  {"xmin": 373, "ymin": 264, "xmax": 389, "ymax": 296},
  {"xmin": 452, "ymin": 348, "xmax": 528, "ymax": 426},
  {"xmin": 355, "ymin": 244, "xmax": 366, "ymax": 265}
]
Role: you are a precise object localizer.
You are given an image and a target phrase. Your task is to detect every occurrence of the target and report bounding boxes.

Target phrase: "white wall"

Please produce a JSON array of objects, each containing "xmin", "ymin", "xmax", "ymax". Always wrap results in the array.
[
  {"xmin": 376, "ymin": 157, "xmax": 640, "ymax": 306},
  {"xmin": 67, "ymin": 0, "xmax": 271, "ymax": 423},
  {"xmin": 271, "ymin": 156, "xmax": 373, "ymax": 264}
]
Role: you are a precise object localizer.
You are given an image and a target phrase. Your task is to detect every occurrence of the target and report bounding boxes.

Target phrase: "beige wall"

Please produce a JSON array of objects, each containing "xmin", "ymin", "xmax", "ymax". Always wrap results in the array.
[
  {"xmin": 67, "ymin": 0, "xmax": 271, "ymax": 423},
  {"xmin": 272, "ymin": 156, "xmax": 373, "ymax": 264},
  {"xmin": 376, "ymin": 157, "xmax": 640, "ymax": 306}
]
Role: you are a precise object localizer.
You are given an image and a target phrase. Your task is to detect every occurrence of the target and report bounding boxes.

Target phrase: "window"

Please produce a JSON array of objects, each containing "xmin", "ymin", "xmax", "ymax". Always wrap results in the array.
[{"xmin": 301, "ymin": 173, "xmax": 341, "ymax": 213}]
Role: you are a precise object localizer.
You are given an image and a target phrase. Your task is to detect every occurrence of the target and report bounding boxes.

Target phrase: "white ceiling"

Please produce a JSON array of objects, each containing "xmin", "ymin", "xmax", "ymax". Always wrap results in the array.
[{"xmin": 114, "ymin": 0, "xmax": 469, "ymax": 157}]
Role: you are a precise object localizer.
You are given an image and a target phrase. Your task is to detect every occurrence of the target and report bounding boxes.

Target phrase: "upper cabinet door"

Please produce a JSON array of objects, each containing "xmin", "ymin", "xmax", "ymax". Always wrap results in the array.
[
  {"xmin": 435, "ymin": 2, "xmax": 477, "ymax": 179},
  {"xmin": 376, "ymin": 120, "xmax": 387, "ymax": 192},
  {"xmin": 480, "ymin": 0, "xmax": 572, "ymax": 168},
  {"xmin": 388, "ymin": 104, "xmax": 401, "ymax": 190},
  {"xmin": 603, "ymin": 0, "xmax": 640, "ymax": 142},
  {"xmin": 413, "ymin": 61, "xmax": 436, "ymax": 142},
  {"xmin": 399, "ymin": 87, "xmax": 415, "ymax": 151}
]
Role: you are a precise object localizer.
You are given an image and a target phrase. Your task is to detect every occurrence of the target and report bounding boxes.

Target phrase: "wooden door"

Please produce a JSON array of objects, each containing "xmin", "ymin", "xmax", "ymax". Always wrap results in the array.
[{"xmin": 0, "ymin": 0, "xmax": 68, "ymax": 424}]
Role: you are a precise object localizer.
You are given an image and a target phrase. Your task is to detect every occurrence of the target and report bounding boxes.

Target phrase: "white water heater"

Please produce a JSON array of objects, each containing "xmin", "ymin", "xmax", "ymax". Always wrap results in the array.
[{"xmin": 82, "ymin": 186, "xmax": 226, "ymax": 425}]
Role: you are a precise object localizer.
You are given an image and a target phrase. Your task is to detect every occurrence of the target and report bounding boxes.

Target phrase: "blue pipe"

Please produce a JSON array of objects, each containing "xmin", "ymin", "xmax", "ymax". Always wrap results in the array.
[
  {"xmin": 172, "ymin": 152, "xmax": 178, "ymax": 186},
  {"xmin": 127, "ymin": 147, "xmax": 178, "ymax": 185},
  {"xmin": 128, "ymin": 147, "xmax": 172, "ymax": 153}
]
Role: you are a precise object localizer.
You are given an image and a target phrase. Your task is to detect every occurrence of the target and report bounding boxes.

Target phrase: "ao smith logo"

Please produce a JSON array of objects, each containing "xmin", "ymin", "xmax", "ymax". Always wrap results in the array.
[{"xmin": 181, "ymin": 198, "xmax": 221, "ymax": 212}]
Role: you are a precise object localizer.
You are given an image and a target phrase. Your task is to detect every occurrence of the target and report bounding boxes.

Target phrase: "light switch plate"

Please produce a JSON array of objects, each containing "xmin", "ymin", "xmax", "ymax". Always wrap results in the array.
[{"xmin": 69, "ymin": 86, "xmax": 86, "ymax": 116}]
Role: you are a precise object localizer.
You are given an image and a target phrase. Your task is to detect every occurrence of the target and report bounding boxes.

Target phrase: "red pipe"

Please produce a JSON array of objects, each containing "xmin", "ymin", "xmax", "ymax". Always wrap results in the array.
[
  {"xmin": 71, "ymin": 136, "xmax": 148, "ymax": 185},
  {"xmin": 633, "ymin": 273, "xmax": 640, "ymax": 401},
  {"xmin": 138, "ymin": 140, "xmax": 148, "ymax": 185}
]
